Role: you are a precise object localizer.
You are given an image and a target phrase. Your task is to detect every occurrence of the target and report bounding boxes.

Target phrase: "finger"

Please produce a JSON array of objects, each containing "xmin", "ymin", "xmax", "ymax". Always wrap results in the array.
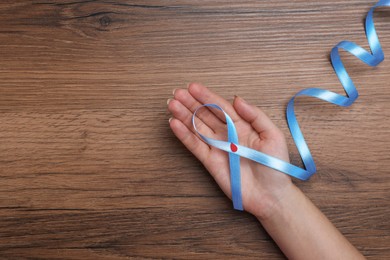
[
  {"xmin": 170, "ymin": 117, "xmax": 232, "ymax": 201},
  {"xmin": 167, "ymin": 98, "xmax": 215, "ymax": 137},
  {"xmin": 233, "ymin": 96, "xmax": 283, "ymax": 139},
  {"xmin": 188, "ymin": 83, "xmax": 241, "ymax": 122},
  {"xmin": 169, "ymin": 117, "xmax": 210, "ymax": 164},
  {"xmin": 173, "ymin": 88, "xmax": 225, "ymax": 131}
]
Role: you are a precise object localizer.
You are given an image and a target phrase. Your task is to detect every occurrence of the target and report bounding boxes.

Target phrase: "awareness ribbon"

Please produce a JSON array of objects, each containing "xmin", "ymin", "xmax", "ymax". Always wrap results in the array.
[{"xmin": 192, "ymin": 1, "xmax": 390, "ymax": 211}]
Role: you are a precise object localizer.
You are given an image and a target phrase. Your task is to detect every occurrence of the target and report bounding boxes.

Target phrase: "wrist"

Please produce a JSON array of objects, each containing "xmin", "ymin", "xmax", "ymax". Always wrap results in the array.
[{"xmin": 252, "ymin": 181, "xmax": 298, "ymax": 222}]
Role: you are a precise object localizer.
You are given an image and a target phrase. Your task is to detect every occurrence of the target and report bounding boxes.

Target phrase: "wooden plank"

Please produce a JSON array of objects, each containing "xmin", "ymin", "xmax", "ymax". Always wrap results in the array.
[{"xmin": 0, "ymin": 1, "xmax": 388, "ymax": 258}]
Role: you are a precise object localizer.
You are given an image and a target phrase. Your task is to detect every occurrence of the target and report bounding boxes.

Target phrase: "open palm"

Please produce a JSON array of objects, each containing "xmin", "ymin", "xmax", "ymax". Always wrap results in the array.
[{"xmin": 168, "ymin": 83, "xmax": 292, "ymax": 218}]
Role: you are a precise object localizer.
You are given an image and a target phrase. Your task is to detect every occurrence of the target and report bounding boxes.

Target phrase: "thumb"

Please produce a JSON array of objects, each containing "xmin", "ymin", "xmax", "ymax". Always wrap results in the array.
[{"xmin": 233, "ymin": 96, "xmax": 280, "ymax": 137}]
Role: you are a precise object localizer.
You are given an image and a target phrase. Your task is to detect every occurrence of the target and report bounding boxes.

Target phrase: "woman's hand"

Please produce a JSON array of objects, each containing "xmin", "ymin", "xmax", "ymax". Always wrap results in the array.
[{"xmin": 168, "ymin": 83, "xmax": 293, "ymax": 219}]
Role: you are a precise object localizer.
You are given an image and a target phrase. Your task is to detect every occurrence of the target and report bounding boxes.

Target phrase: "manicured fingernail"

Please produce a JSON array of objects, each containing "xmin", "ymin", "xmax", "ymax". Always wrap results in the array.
[
  {"xmin": 172, "ymin": 89, "xmax": 177, "ymax": 95},
  {"xmin": 169, "ymin": 117, "xmax": 173, "ymax": 123},
  {"xmin": 167, "ymin": 98, "xmax": 172, "ymax": 105}
]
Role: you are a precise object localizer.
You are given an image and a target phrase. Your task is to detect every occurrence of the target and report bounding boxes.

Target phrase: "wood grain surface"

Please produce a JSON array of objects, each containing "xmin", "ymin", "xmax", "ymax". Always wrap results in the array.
[{"xmin": 0, "ymin": 1, "xmax": 389, "ymax": 259}]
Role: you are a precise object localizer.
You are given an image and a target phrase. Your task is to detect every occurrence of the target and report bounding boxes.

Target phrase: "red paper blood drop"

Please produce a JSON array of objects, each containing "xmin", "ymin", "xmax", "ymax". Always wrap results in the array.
[{"xmin": 230, "ymin": 143, "xmax": 238, "ymax": 152}]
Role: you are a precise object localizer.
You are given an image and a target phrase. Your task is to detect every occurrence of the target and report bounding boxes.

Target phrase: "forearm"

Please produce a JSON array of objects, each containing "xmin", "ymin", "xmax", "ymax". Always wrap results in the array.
[{"xmin": 255, "ymin": 184, "xmax": 365, "ymax": 260}]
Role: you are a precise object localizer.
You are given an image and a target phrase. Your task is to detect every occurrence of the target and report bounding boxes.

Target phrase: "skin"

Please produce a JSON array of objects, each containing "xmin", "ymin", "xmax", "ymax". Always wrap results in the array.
[{"xmin": 167, "ymin": 83, "xmax": 365, "ymax": 260}]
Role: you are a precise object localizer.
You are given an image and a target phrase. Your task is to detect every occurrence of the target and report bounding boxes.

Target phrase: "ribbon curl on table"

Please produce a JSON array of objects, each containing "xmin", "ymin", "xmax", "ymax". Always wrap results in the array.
[{"xmin": 192, "ymin": 0, "xmax": 390, "ymax": 211}]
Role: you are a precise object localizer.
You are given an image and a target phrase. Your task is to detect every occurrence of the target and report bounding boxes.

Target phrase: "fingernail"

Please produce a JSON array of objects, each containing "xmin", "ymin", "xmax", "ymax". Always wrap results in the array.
[
  {"xmin": 167, "ymin": 98, "xmax": 172, "ymax": 105},
  {"xmin": 236, "ymin": 95, "xmax": 249, "ymax": 104},
  {"xmin": 172, "ymin": 89, "xmax": 177, "ymax": 95},
  {"xmin": 169, "ymin": 117, "xmax": 173, "ymax": 123}
]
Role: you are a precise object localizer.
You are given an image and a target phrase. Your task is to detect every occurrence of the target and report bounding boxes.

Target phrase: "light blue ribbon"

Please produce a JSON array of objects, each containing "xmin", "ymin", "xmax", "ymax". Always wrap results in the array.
[{"xmin": 193, "ymin": 1, "xmax": 389, "ymax": 211}]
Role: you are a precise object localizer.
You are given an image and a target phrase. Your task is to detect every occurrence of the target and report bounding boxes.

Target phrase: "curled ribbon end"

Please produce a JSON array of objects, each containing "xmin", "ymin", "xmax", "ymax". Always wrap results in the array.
[{"xmin": 190, "ymin": 1, "xmax": 388, "ymax": 212}]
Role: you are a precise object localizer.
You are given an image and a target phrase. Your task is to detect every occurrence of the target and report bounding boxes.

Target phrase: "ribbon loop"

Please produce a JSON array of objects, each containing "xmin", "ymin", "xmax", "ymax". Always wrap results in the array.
[{"xmin": 193, "ymin": 1, "xmax": 389, "ymax": 211}]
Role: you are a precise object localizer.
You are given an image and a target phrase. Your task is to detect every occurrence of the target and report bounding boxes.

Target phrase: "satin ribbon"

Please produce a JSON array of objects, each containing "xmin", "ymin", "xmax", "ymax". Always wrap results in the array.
[{"xmin": 192, "ymin": 1, "xmax": 389, "ymax": 211}]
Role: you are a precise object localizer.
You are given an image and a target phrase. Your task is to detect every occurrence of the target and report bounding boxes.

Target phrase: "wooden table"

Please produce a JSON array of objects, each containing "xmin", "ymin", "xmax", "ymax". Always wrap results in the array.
[{"xmin": 0, "ymin": 1, "xmax": 389, "ymax": 259}]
